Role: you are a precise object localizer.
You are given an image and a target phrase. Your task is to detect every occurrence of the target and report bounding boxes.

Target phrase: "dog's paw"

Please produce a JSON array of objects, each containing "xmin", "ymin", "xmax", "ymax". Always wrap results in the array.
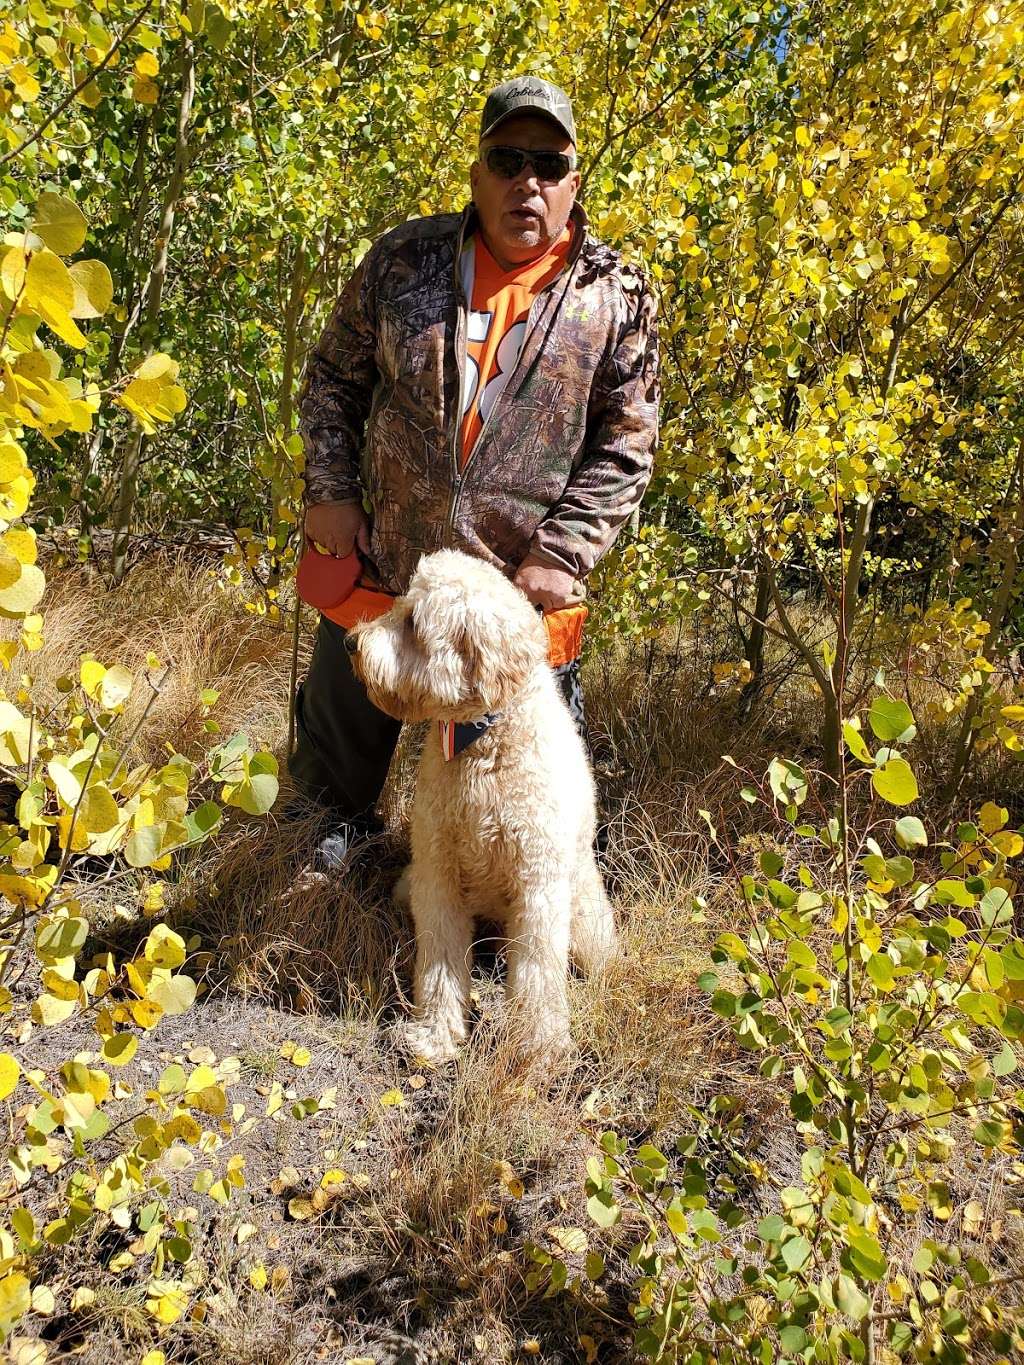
[
  {"xmin": 518, "ymin": 1024, "xmax": 573, "ymax": 1064},
  {"xmin": 392, "ymin": 1019, "xmax": 463, "ymax": 1066}
]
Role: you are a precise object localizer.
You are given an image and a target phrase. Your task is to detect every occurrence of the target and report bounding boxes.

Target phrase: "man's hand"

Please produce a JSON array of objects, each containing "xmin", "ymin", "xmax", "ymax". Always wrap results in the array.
[
  {"xmin": 513, "ymin": 555, "xmax": 581, "ymax": 612},
  {"xmin": 305, "ymin": 500, "xmax": 371, "ymax": 558}
]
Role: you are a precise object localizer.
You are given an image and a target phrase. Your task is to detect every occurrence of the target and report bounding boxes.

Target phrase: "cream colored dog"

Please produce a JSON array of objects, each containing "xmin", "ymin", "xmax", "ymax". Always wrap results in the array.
[{"xmin": 347, "ymin": 549, "xmax": 616, "ymax": 1062}]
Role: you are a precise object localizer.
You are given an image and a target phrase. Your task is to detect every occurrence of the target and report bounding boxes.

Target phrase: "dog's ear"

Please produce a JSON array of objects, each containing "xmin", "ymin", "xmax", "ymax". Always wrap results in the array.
[{"xmin": 464, "ymin": 608, "xmax": 547, "ymax": 712}]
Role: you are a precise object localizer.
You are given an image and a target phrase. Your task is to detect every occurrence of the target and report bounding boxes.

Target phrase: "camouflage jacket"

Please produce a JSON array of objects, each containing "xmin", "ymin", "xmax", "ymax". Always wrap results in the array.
[{"xmin": 297, "ymin": 200, "xmax": 659, "ymax": 595}]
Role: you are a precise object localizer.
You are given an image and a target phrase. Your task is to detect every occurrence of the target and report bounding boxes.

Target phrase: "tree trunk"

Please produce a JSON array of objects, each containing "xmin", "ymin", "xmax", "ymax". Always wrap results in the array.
[
  {"xmin": 79, "ymin": 111, "xmax": 153, "ymax": 552},
  {"xmin": 109, "ymin": 43, "xmax": 196, "ymax": 587},
  {"xmin": 944, "ymin": 435, "xmax": 1024, "ymax": 803},
  {"xmin": 739, "ymin": 566, "xmax": 772, "ymax": 718}
]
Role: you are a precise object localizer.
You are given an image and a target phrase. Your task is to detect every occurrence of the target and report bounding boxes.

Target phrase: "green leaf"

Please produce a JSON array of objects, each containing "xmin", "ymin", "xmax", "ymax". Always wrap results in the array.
[
  {"xmin": 871, "ymin": 758, "xmax": 919, "ymax": 807},
  {"xmin": 980, "ymin": 887, "xmax": 1013, "ymax": 926},
  {"xmin": 768, "ymin": 758, "xmax": 808, "ymax": 807},
  {"xmin": 835, "ymin": 1272, "xmax": 869, "ymax": 1321},
  {"xmin": 868, "ymin": 696, "xmax": 915, "ymax": 741},
  {"xmin": 586, "ymin": 1190, "xmax": 621, "ymax": 1228},
  {"xmin": 992, "ymin": 1041, "xmax": 1017, "ymax": 1076},
  {"xmin": 885, "ymin": 855, "xmax": 914, "ymax": 886},
  {"xmin": 757, "ymin": 1214, "xmax": 785, "ymax": 1243},
  {"xmin": 842, "ymin": 722, "xmax": 874, "ymax": 764},
  {"xmin": 184, "ymin": 800, "xmax": 222, "ymax": 843},
  {"xmin": 759, "ymin": 850, "xmax": 784, "ymax": 877},
  {"xmin": 866, "ymin": 953, "xmax": 896, "ymax": 992},
  {"xmin": 125, "ymin": 824, "xmax": 166, "ymax": 868},
  {"xmin": 781, "ymin": 1233, "xmax": 811, "ymax": 1272},
  {"xmin": 894, "ymin": 816, "xmax": 927, "ymax": 850},
  {"xmin": 959, "ymin": 991, "xmax": 1006, "ymax": 1028},
  {"xmin": 846, "ymin": 1227, "xmax": 886, "ymax": 1281},
  {"xmin": 974, "ymin": 1117, "xmax": 1006, "ymax": 1147}
]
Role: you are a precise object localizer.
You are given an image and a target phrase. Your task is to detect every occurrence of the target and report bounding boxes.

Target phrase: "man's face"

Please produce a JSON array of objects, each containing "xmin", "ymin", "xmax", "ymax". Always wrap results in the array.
[{"xmin": 470, "ymin": 114, "xmax": 581, "ymax": 265}]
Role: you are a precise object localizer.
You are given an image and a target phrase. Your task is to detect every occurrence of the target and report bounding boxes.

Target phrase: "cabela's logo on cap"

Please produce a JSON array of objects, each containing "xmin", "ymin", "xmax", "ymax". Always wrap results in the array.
[{"xmin": 502, "ymin": 83, "xmax": 555, "ymax": 102}]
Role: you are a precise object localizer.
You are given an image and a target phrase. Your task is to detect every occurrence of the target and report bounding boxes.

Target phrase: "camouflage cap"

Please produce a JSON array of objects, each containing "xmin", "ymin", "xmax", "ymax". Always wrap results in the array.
[{"xmin": 480, "ymin": 76, "xmax": 576, "ymax": 145}]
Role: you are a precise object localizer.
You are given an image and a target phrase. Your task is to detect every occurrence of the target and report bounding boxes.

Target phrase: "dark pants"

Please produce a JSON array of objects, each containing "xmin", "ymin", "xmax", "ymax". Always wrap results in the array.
[{"xmin": 288, "ymin": 615, "xmax": 587, "ymax": 818}]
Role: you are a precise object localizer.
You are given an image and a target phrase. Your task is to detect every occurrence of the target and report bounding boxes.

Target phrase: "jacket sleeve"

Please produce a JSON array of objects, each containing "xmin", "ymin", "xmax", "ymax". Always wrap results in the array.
[
  {"xmin": 297, "ymin": 248, "xmax": 379, "ymax": 505},
  {"xmin": 526, "ymin": 277, "xmax": 659, "ymax": 579}
]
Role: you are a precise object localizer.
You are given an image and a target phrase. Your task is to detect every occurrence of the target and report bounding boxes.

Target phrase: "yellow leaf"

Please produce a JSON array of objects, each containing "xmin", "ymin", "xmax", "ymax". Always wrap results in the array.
[
  {"xmin": 291, "ymin": 1046, "xmax": 311, "ymax": 1067},
  {"xmin": 249, "ymin": 1262, "xmax": 267, "ymax": 1290},
  {"xmin": 991, "ymin": 831, "xmax": 1024, "ymax": 858},
  {"xmin": 79, "ymin": 657, "xmax": 106, "ymax": 698},
  {"xmin": 99, "ymin": 664, "xmax": 133, "ymax": 709},
  {"xmin": 0, "ymin": 1272, "xmax": 31, "ymax": 1323},
  {"xmin": 102, "ymin": 1033, "xmax": 137, "ymax": 1066},
  {"xmin": 145, "ymin": 1280, "xmax": 188, "ymax": 1324},
  {"xmin": 32, "ymin": 193, "xmax": 87, "ymax": 255},
  {"xmin": 0, "ymin": 701, "xmax": 32, "ymax": 764},
  {"xmin": 130, "ymin": 997, "xmax": 163, "ymax": 1028},
  {"xmin": 0, "ymin": 548, "xmax": 22, "ymax": 590},
  {"xmin": 144, "ymin": 924, "xmax": 186, "ymax": 970},
  {"xmin": 133, "ymin": 74, "xmax": 159, "ymax": 104},
  {"xmin": 80, "ymin": 783, "xmax": 119, "ymax": 833},
  {"xmin": 68, "ymin": 259, "xmax": 113, "ymax": 319},
  {"xmin": 135, "ymin": 52, "xmax": 159, "ymax": 76},
  {"xmin": 141, "ymin": 1353, "xmax": 167, "ymax": 1365},
  {"xmin": 10, "ymin": 63, "xmax": 40, "ymax": 102},
  {"xmin": 980, "ymin": 801, "xmax": 1008, "ymax": 835},
  {"xmin": 0, "ymin": 563, "xmax": 45, "ymax": 617},
  {"xmin": 33, "ymin": 992, "xmax": 77, "ymax": 1026},
  {"xmin": 548, "ymin": 1225, "xmax": 588, "ymax": 1256},
  {"xmin": 288, "ymin": 1196, "xmax": 315, "ymax": 1221},
  {"xmin": 0, "ymin": 1052, "xmax": 19, "ymax": 1099},
  {"xmin": 379, "ymin": 1088, "xmax": 405, "ymax": 1107},
  {"xmin": 23, "ymin": 251, "xmax": 87, "ymax": 349},
  {"xmin": 3, "ymin": 528, "xmax": 36, "ymax": 565},
  {"xmin": 30, "ymin": 1284, "xmax": 54, "ymax": 1314}
]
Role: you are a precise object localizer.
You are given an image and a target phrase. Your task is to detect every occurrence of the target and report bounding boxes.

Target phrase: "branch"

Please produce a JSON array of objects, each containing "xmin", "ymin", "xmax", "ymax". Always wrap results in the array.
[{"xmin": 0, "ymin": 0, "xmax": 156, "ymax": 169}]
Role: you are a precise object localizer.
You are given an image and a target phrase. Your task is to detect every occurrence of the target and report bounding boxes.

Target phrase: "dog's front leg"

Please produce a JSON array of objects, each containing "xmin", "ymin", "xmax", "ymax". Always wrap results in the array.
[
  {"xmin": 506, "ymin": 882, "xmax": 572, "ymax": 1058},
  {"xmin": 403, "ymin": 868, "xmax": 472, "ymax": 1064}
]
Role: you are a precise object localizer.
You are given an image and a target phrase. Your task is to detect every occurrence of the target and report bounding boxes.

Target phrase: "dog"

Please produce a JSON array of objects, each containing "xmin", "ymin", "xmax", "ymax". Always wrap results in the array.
[{"xmin": 347, "ymin": 549, "xmax": 616, "ymax": 1062}]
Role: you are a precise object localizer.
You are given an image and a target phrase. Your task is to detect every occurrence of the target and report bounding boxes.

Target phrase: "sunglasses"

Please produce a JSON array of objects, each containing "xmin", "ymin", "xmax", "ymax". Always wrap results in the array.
[{"xmin": 483, "ymin": 145, "xmax": 575, "ymax": 183}]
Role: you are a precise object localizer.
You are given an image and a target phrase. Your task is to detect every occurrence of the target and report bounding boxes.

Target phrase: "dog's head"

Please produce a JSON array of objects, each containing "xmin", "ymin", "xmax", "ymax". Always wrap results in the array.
[{"xmin": 347, "ymin": 550, "xmax": 548, "ymax": 722}]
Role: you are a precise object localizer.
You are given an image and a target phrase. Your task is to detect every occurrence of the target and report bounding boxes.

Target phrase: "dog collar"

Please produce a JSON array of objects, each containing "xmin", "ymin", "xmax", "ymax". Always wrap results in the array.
[{"xmin": 439, "ymin": 714, "xmax": 501, "ymax": 761}]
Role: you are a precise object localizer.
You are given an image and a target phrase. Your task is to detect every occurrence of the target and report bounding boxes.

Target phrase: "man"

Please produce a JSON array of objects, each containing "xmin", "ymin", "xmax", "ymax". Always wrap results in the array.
[{"xmin": 290, "ymin": 75, "xmax": 659, "ymax": 866}]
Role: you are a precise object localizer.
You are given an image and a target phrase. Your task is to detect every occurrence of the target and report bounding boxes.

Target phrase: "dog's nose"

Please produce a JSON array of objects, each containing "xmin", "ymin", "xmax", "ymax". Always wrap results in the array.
[{"xmin": 343, "ymin": 633, "xmax": 358, "ymax": 656}]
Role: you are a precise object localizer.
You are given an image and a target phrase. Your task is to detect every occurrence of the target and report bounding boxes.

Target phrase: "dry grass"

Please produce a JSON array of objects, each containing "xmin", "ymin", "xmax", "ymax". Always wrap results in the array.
[{"xmin": 9, "ymin": 552, "xmax": 1020, "ymax": 1363}]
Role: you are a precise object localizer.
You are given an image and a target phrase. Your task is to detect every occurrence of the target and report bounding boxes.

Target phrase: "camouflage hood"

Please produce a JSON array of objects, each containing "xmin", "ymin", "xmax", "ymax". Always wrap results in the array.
[{"xmin": 298, "ymin": 200, "xmax": 659, "ymax": 595}]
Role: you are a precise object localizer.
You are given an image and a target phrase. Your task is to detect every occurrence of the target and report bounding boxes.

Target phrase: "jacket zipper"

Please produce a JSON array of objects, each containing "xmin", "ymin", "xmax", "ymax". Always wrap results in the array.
[
  {"xmin": 445, "ymin": 207, "xmax": 587, "ymax": 542},
  {"xmin": 446, "ymin": 211, "xmax": 471, "ymax": 541}
]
